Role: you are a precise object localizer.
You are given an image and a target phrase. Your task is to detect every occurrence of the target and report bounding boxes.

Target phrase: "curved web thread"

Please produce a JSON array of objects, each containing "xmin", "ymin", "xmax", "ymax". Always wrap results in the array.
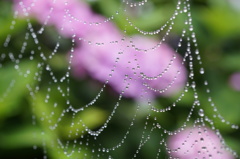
[
  {"xmin": 122, "ymin": 0, "xmax": 148, "ymax": 7},
  {"xmin": 0, "ymin": 0, "xmax": 239, "ymax": 158},
  {"xmin": 123, "ymin": 0, "xmax": 183, "ymax": 36}
]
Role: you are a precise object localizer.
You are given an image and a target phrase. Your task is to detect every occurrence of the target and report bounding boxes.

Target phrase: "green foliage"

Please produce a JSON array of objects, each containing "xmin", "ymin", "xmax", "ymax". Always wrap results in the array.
[{"xmin": 0, "ymin": 60, "xmax": 37, "ymax": 120}]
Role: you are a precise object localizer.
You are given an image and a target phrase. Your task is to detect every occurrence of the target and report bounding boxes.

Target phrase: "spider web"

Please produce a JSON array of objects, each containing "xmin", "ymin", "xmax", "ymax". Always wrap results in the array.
[{"xmin": 0, "ymin": 0, "xmax": 239, "ymax": 158}]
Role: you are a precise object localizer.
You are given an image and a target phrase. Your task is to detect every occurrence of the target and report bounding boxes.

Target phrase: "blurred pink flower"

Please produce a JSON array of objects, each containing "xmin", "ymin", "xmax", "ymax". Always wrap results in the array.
[
  {"xmin": 14, "ymin": 0, "xmax": 187, "ymax": 99},
  {"xmin": 127, "ymin": 36, "xmax": 187, "ymax": 97},
  {"xmin": 14, "ymin": 0, "xmax": 93, "ymax": 37},
  {"xmin": 229, "ymin": 72, "xmax": 240, "ymax": 91},
  {"xmin": 167, "ymin": 127, "xmax": 234, "ymax": 159},
  {"xmin": 72, "ymin": 32, "xmax": 187, "ymax": 99}
]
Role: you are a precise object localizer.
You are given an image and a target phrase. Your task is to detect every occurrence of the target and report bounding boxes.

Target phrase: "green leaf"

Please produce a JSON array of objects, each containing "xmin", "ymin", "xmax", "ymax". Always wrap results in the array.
[
  {"xmin": 58, "ymin": 107, "xmax": 108, "ymax": 140},
  {"xmin": 220, "ymin": 53, "xmax": 240, "ymax": 71},
  {"xmin": 199, "ymin": 7, "xmax": 240, "ymax": 38},
  {"xmin": 0, "ymin": 125, "xmax": 43, "ymax": 149},
  {"xmin": 0, "ymin": 60, "xmax": 38, "ymax": 120}
]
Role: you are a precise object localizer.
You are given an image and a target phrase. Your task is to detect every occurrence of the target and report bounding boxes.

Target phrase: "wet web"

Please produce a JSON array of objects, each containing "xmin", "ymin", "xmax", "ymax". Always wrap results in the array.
[{"xmin": 0, "ymin": 0, "xmax": 239, "ymax": 158}]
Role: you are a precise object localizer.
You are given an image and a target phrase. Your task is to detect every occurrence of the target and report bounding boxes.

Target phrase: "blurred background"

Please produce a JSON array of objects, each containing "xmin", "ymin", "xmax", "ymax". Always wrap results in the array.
[{"xmin": 0, "ymin": 0, "xmax": 240, "ymax": 158}]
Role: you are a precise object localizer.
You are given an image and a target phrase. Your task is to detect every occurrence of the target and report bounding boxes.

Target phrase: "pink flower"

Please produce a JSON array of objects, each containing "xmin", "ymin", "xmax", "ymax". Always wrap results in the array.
[
  {"xmin": 229, "ymin": 72, "xmax": 240, "ymax": 91},
  {"xmin": 14, "ymin": 0, "xmax": 93, "ymax": 37},
  {"xmin": 14, "ymin": 0, "xmax": 187, "ymax": 99},
  {"xmin": 72, "ymin": 31, "xmax": 187, "ymax": 99},
  {"xmin": 126, "ymin": 36, "xmax": 187, "ymax": 97},
  {"xmin": 167, "ymin": 127, "xmax": 234, "ymax": 159}
]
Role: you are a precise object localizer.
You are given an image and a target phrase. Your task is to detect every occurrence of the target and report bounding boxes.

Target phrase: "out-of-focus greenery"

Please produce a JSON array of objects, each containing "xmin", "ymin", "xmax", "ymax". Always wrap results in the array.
[{"xmin": 0, "ymin": 0, "xmax": 240, "ymax": 158}]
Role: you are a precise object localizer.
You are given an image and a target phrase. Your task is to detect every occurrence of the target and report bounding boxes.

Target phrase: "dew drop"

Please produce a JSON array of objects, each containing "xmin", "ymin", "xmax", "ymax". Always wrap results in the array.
[
  {"xmin": 200, "ymin": 68, "xmax": 204, "ymax": 74},
  {"xmin": 198, "ymin": 109, "xmax": 204, "ymax": 117}
]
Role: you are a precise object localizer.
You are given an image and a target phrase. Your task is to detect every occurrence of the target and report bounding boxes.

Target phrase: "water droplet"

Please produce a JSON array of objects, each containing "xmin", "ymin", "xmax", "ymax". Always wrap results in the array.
[
  {"xmin": 33, "ymin": 145, "xmax": 37, "ymax": 150},
  {"xmin": 198, "ymin": 109, "xmax": 204, "ymax": 117},
  {"xmin": 200, "ymin": 68, "xmax": 204, "ymax": 74}
]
